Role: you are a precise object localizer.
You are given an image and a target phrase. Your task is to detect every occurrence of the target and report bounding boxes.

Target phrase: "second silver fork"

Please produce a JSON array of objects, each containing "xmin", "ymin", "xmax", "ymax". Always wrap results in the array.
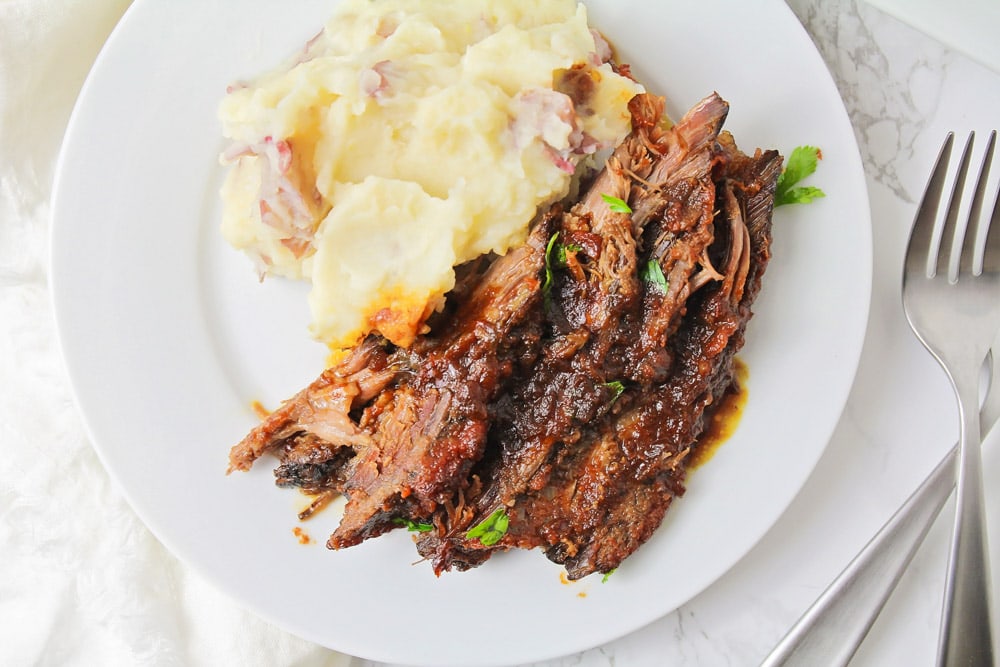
[{"xmin": 903, "ymin": 131, "xmax": 1000, "ymax": 666}]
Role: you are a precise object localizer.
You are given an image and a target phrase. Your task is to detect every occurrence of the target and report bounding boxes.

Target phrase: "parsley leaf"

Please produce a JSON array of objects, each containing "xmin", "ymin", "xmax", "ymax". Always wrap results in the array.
[
  {"xmin": 601, "ymin": 568, "xmax": 617, "ymax": 583},
  {"xmin": 604, "ymin": 380, "xmax": 625, "ymax": 402},
  {"xmin": 640, "ymin": 259, "xmax": 668, "ymax": 292},
  {"xmin": 775, "ymin": 145, "xmax": 826, "ymax": 207},
  {"xmin": 391, "ymin": 517, "xmax": 433, "ymax": 533},
  {"xmin": 465, "ymin": 507, "xmax": 509, "ymax": 546},
  {"xmin": 543, "ymin": 234, "xmax": 583, "ymax": 308},
  {"xmin": 555, "ymin": 242, "xmax": 582, "ymax": 266},
  {"xmin": 543, "ymin": 232, "xmax": 559, "ymax": 306},
  {"xmin": 778, "ymin": 185, "xmax": 825, "ymax": 206},
  {"xmin": 601, "ymin": 193, "xmax": 632, "ymax": 214}
]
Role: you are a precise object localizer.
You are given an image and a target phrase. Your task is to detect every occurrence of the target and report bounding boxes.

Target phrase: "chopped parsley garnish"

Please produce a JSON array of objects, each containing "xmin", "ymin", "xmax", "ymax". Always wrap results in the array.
[
  {"xmin": 543, "ymin": 233, "xmax": 583, "ymax": 307},
  {"xmin": 640, "ymin": 259, "xmax": 668, "ymax": 292},
  {"xmin": 601, "ymin": 568, "xmax": 617, "ymax": 583},
  {"xmin": 392, "ymin": 517, "xmax": 433, "ymax": 533},
  {"xmin": 465, "ymin": 507, "xmax": 509, "ymax": 546},
  {"xmin": 555, "ymin": 241, "xmax": 582, "ymax": 266},
  {"xmin": 601, "ymin": 193, "xmax": 632, "ymax": 214},
  {"xmin": 604, "ymin": 380, "xmax": 625, "ymax": 402},
  {"xmin": 543, "ymin": 232, "xmax": 560, "ymax": 306},
  {"xmin": 775, "ymin": 145, "xmax": 825, "ymax": 207}
]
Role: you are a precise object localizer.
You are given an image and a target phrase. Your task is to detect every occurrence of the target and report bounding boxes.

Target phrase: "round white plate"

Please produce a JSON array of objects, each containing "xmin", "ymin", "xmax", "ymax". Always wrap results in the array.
[{"xmin": 51, "ymin": 1, "xmax": 871, "ymax": 665}]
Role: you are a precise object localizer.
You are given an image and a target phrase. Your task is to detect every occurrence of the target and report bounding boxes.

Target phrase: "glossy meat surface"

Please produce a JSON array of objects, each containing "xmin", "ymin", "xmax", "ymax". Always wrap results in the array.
[{"xmin": 228, "ymin": 93, "xmax": 781, "ymax": 579}]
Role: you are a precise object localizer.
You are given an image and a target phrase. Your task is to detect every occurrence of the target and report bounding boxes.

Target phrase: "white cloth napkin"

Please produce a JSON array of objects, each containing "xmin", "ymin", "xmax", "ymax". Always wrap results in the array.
[{"xmin": 0, "ymin": 2, "xmax": 353, "ymax": 665}]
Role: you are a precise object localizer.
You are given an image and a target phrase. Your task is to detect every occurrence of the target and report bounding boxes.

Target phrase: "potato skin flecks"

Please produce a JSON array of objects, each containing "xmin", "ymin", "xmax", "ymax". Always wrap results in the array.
[{"xmin": 218, "ymin": 0, "xmax": 644, "ymax": 350}]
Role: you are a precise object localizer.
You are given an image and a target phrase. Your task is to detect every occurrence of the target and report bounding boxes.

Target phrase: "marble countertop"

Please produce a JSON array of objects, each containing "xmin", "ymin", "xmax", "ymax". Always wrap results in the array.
[{"xmin": 3, "ymin": 1, "xmax": 1000, "ymax": 665}]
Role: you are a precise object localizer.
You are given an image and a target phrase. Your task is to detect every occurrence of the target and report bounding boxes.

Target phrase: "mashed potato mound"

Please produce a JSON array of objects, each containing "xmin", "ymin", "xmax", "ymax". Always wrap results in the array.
[{"xmin": 219, "ymin": 0, "xmax": 643, "ymax": 350}]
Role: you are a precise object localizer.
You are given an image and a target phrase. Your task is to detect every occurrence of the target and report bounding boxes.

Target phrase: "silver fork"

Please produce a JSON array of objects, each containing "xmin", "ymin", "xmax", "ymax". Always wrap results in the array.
[
  {"xmin": 759, "ymin": 341, "xmax": 998, "ymax": 667},
  {"xmin": 903, "ymin": 130, "xmax": 1000, "ymax": 666},
  {"xmin": 760, "ymin": 134, "xmax": 1000, "ymax": 667}
]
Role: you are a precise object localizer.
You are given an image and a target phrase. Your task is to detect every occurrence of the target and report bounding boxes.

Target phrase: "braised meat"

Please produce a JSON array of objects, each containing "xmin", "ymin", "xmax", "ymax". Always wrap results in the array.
[
  {"xmin": 229, "ymin": 209, "xmax": 555, "ymax": 547},
  {"xmin": 228, "ymin": 92, "xmax": 782, "ymax": 579},
  {"xmin": 413, "ymin": 92, "xmax": 734, "ymax": 573}
]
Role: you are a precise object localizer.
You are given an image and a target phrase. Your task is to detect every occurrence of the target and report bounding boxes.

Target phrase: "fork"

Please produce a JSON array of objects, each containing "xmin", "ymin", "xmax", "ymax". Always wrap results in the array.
[
  {"xmin": 902, "ymin": 130, "xmax": 1000, "ymax": 666},
  {"xmin": 758, "ymin": 341, "xmax": 998, "ymax": 667},
  {"xmin": 760, "ymin": 134, "xmax": 1000, "ymax": 667}
]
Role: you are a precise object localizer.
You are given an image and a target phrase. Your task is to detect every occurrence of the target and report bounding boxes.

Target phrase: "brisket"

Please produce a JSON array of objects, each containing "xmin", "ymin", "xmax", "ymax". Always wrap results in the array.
[{"xmin": 228, "ymin": 92, "xmax": 782, "ymax": 580}]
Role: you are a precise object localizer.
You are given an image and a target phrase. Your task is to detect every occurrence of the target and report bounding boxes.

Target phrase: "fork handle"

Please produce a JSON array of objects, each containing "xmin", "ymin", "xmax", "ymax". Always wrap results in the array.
[
  {"xmin": 759, "ymin": 444, "xmax": 958, "ymax": 667},
  {"xmin": 939, "ymin": 376, "xmax": 994, "ymax": 667},
  {"xmin": 761, "ymin": 401, "xmax": 1000, "ymax": 667}
]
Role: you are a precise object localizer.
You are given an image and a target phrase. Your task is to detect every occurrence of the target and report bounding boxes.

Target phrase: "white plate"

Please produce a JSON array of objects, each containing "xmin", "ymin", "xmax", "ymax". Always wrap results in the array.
[{"xmin": 50, "ymin": 1, "xmax": 871, "ymax": 665}]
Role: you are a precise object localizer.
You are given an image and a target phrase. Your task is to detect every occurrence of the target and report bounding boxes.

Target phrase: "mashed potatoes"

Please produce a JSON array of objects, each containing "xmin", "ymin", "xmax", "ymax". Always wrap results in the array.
[{"xmin": 219, "ymin": 0, "xmax": 643, "ymax": 350}]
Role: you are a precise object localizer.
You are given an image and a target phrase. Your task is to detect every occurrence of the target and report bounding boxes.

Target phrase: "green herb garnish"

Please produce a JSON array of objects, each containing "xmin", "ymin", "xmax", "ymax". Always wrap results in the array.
[
  {"xmin": 775, "ymin": 145, "xmax": 826, "ymax": 207},
  {"xmin": 640, "ymin": 259, "xmax": 668, "ymax": 292},
  {"xmin": 543, "ymin": 233, "xmax": 583, "ymax": 307},
  {"xmin": 465, "ymin": 507, "xmax": 509, "ymax": 546},
  {"xmin": 543, "ymin": 232, "xmax": 560, "ymax": 306},
  {"xmin": 391, "ymin": 518, "xmax": 433, "ymax": 533},
  {"xmin": 604, "ymin": 380, "xmax": 625, "ymax": 402},
  {"xmin": 601, "ymin": 193, "xmax": 632, "ymax": 214},
  {"xmin": 555, "ymin": 242, "xmax": 582, "ymax": 266},
  {"xmin": 601, "ymin": 568, "xmax": 617, "ymax": 583}
]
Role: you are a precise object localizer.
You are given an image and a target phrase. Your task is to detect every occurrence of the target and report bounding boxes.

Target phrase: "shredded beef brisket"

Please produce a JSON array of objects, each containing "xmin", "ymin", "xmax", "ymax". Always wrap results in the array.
[{"xmin": 228, "ymin": 92, "xmax": 782, "ymax": 580}]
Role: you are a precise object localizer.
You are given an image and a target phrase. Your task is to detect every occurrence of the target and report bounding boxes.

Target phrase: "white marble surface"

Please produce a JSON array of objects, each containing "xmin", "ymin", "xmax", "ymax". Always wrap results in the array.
[{"xmin": 3, "ymin": 1, "xmax": 1000, "ymax": 666}]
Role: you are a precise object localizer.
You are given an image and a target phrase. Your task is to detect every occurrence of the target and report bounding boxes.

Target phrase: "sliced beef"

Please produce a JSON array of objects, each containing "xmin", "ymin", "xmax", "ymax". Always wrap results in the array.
[
  {"xmin": 229, "ymin": 92, "xmax": 783, "ymax": 582},
  {"xmin": 327, "ymin": 211, "xmax": 554, "ymax": 547},
  {"xmin": 416, "ymin": 112, "xmax": 781, "ymax": 579},
  {"xmin": 546, "ymin": 144, "xmax": 781, "ymax": 579},
  {"xmin": 228, "ymin": 210, "xmax": 555, "ymax": 547},
  {"xmin": 415, "ymin": 93, "xmax": 732, "ymax": 573},
  {"xmin": 227, "ymin": 334, "xmax": 400, "ymax": 476}
]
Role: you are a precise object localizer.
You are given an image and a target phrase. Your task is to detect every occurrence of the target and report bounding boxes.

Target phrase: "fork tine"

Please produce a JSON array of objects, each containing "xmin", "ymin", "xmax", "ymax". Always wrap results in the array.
[
  {"xmin": 960, "ymin": 130, "xmax": 996, "ymax": 275},
  {"xmin": 905, "ymin": 133, "xmax": 954, "ymax": 280},
  {"xmin": 939, "ymin": 132, "xmax": 975, "ymax": 278},
  {"xmin": 983, "ymin": 132, "xmax": 1000, "ymax": 275}
]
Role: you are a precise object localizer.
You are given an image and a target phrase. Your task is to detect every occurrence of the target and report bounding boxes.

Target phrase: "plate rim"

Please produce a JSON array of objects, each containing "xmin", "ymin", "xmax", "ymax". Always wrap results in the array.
[{"xmin": 49, "ymin": 1, "xmax": 873, "ymax": 664}]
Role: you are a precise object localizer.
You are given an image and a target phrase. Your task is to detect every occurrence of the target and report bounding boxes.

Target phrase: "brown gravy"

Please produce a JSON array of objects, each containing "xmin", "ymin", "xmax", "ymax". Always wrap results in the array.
[{"xmin": 690, "ymin": 357, "xmax": 748, "ymax": 469}]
